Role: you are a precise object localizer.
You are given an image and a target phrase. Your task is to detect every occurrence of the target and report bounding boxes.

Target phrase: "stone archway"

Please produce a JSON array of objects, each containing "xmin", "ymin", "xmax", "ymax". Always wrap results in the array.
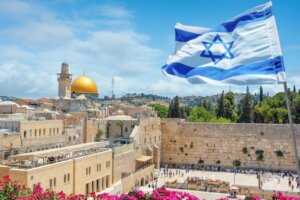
[
  {"xmin": 140, "ymin": 177, "xmax": 145, "ymax": 186},
  {"xmin": 146, "ymin": 175, "xmax": 149, "ymax": 184}
]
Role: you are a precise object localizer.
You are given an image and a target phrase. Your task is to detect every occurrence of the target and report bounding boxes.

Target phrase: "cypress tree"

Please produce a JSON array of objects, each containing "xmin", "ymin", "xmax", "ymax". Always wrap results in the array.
[
  {"xmin": 172, "ymin": 96, "xmax": 180, "ymax": 118},
  {"xmin": 238, "ymin": 87, "xmax": 253, "ymax": 123},
  {"xmin": 259, "ymin": 86, "xmax": 263, "ymax": 103},
  {"xmin": 224, "ymin": 100, "xmax": 233, "ymax": 120},
  {"xmin": 168, "ymin": 101, "xmax": 173, "ymax": 118},
  {"xmin": 216, "ymin": 91, "xmax": 225, "ymax": 118}
]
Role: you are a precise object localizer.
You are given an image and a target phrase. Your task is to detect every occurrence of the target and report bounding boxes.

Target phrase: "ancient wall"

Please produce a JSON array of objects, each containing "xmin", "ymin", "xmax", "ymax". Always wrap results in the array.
[
  {"xmin": 136, "ymin": 118, "xmax": 162, "ymax": 168},
  {"xmin": 84, "ymin": 119, "xmax": 107, "ymax": 143},
  {"xmin": 161, "ymin": 119, "xmax": 300, "ymax": 170},
  {"xmin": 112, "ymin": 144, "xmax": 136, "ymax": 183}
]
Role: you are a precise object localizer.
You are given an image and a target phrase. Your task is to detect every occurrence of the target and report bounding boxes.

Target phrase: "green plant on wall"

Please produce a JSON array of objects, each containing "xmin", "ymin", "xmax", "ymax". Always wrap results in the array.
[
  {"xmin": 242, "ymin": 147, "xmax": 248, "ymax": 154},
  {"xmin": 179, "ymin": 147, "xmax": 184, "ymax": 153},
  {"xmin": 216, "ymin": 160, "xmax": 221, "ymax": 164},
  {"xmin": 190, "ymin": 142, "xmax": 194, "ymax": 148},
  {"xmin": 96, "ymin": 129, "xmax": 103, "ymax": 139},
  {"xmin": 255, "ymin": 150, "xmax": 264, "ymax": 156},
  {"xmin": 233, "ymin": 160, "xmax": 241, "ymax": 167},
  {"xmin": 198, "ymin": 159, "xmax": 204, "ymax": 165},
  {"xmin": 257, "ymin": 154, "xmax": 264, "ymax": 161},
  {"xmin": 275, "ymin": 150, "xmax": 284, "ymax": 157}
]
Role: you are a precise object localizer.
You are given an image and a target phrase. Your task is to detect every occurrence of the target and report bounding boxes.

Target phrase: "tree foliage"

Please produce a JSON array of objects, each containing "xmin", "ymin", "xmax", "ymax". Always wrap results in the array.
[
  {"xmin": 238, "ymin": 87, "xmax": 253, "ymax": 123},
  {"xmin": 150, "ymin": 103, "xmax": 168, "ymax": 118},
  {"xmin": 188, "ymin": 107, "xmax": 213, "ymax": 122}
]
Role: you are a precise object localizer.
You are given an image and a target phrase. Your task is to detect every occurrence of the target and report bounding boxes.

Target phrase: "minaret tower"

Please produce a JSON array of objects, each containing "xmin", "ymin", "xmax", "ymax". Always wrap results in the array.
[{"xmin": 57, "ymin": 62, "xmax": 72, "ymax": 98}]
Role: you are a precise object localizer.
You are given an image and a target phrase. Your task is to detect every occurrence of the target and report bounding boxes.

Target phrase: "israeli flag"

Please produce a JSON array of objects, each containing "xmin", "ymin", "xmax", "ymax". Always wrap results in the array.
[{"xmin": 162, "ymin": 2, "xmax": 286, "ymax": 85}]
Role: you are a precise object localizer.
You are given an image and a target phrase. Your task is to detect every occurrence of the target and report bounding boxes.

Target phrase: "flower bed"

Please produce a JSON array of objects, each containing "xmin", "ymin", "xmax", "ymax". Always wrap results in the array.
[{"xmin": 1, "ymin": 176, "xmax": 300, "ymax": 200}]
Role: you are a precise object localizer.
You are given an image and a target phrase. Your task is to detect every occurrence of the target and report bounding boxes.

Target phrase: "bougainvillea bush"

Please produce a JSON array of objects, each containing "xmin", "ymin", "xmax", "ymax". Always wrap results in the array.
[{"xmin": 1, "ymin": 176, "xmax": 300, "ymax": 200}]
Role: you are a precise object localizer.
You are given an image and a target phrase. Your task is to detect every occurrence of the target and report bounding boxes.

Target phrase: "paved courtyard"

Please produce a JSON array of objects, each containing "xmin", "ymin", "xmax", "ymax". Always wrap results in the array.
[{"xmin": 151, "ymin": 168, "xmax": 299, "ymax": 192}]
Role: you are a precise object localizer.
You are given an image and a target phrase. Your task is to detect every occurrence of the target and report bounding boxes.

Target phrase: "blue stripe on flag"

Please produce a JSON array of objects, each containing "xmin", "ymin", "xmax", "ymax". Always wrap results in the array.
[
  {"xmin": 162, "ymin": 56, "xmax": 284, "ymax": 81},
  {"xmin": 175, "ymin": 6, "xmax": 273, "ymax": 42}
]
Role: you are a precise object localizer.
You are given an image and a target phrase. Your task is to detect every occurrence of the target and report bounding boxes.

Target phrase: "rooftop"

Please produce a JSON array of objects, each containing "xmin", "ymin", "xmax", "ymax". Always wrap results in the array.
[{"xmin": 5, "ymin": 142, "xmax": 110, "ymax": 169}]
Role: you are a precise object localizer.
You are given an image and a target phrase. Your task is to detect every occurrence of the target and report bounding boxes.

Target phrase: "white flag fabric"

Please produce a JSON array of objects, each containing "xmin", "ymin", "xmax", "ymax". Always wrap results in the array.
[{"xmin": 162, "ymin": 2, "xmax": 286, "ymax": 85}]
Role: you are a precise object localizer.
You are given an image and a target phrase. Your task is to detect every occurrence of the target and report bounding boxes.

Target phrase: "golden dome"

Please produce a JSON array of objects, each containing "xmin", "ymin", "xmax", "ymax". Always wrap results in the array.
[{"xmin": 71, "ymin": 75, "xmax": 98, "ymax": 94}]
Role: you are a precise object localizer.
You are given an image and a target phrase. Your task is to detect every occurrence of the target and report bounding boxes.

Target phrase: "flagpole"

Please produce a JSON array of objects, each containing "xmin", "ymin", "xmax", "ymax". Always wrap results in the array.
[{"xmin": 283, "ymin": 82, "xmax": 300, "ymax": 186}]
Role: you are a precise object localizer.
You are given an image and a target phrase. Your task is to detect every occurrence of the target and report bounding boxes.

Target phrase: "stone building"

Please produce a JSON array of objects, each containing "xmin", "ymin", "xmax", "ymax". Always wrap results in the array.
[{"xmin": 0, "ymin": 142, "xmax": 112, "ymax": 196}]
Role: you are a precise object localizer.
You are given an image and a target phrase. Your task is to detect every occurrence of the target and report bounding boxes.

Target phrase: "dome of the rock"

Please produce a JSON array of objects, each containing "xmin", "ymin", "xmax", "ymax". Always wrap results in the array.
[{"xmin": 71, "ymin": 75, "xmax": 98, "ymax": 100}]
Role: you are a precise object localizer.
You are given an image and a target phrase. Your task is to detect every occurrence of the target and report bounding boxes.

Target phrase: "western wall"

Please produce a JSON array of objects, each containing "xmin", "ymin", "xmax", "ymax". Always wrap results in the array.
[{"xmin": 161, "ymin": 119, "xmax": 300, "ymax": 170}]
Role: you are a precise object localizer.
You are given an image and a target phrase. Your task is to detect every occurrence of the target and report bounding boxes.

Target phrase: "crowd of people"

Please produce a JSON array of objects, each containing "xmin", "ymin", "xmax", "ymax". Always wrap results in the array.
[{"xmin": 160, "ymin": 163, "xmax": 300, "ymax": 192}]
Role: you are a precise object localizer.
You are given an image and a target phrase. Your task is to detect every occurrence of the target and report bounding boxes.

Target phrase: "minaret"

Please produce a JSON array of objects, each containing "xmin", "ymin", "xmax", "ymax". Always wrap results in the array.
[{"xmin": 57, "ymin": 63, "xmax": 72, "ymax": 98}]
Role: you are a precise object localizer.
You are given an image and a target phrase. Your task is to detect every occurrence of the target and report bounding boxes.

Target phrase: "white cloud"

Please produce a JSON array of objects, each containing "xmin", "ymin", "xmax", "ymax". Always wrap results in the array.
[
  {"xmin": 96, "ymin": 4, "xmax": 132, "ymax": 18},
  {"xmin": 0, "ymin": 1, "xmax": 165, "ymax": 98},
  {"xmin": 6, "ymin": 21, "xmax": 73, "ymax": 48},
  {"xmin": 0, "ymin": 62, "xmax": 56, "ymax": 98}
]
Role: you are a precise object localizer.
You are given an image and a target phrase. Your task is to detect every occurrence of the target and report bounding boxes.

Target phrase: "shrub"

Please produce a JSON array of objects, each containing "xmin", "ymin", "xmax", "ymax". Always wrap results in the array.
[
  {"xmin": 216, "ymin": 160, "xmax": 221, "ymax": 164},
  {"xmin": 242, "ymin": 147, "xmax": 248, "ymax": 154},
  {"xmin": 257, "ymin": 154, "xmax": 264, "ymax": 161},
  {"xmin": 198, "ymin": 159, "xmax": 204, "ymax": 165},
  {"xmin": 275, "ymin": 150, "xmax": 284, "ymax": 157},
  {"xmin": 179, "ymin": 147, "xmax": 184, "ymax": 153},
  {"xmin": 233, "ymin": 160, "xmax": 241, "ymax": 167},
  {"xmin": 96, "ymin": 129, "xmax": 103, "ymax": 139},
  {"xmin": 190, "ymin": 142, "xmax": 194, "ymax": 148},
  {"xmin": 255, "ymin": 150, "xmax": 264, "ymax": 155}
]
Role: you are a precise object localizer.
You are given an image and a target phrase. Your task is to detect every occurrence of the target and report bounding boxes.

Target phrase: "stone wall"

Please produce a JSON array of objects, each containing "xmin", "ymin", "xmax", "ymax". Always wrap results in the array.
[
  {"xmin": 136, "ymin": 118, "xmax": 162, "ymax": 168},
  {"xmin": 112, "ymin": 143, "xmax": 137, "ymax": 183},
  {"xmin": 84, "ymin": 119, "xmax": 107, "ymax": 143},
  {"xmin": 121, "ymin": 164, "xmax": 154, "ymax": 193},
  {"xmin": 161, "ymin": 119, "xmax": 300, "ymax": 170}
]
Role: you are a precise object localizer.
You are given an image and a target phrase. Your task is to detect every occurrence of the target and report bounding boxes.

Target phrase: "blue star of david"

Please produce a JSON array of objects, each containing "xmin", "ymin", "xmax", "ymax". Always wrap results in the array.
[{"xmin": 200, "ymin": 34, "xmax": 234, "ymax": 64}]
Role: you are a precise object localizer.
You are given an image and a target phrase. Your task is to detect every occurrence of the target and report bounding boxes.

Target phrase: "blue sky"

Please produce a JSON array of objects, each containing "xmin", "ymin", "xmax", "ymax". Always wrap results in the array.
[{"xmin": 0, "ymin": 0, "xmax": 300, "ymax": 98}]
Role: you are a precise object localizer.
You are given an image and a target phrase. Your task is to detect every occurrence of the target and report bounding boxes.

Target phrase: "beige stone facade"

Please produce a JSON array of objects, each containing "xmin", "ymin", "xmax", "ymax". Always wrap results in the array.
[
  {"xmin": 161, "ymin": 119, "xmax": 300, "ymax": 170},
  {"xmin": 134, "ymin": 118, "xmax": 162, "ymax": 168},
  {"xmin": 0, "ymin": 142, "xmax": 112, "ymax": 195},
  {"xmin": 0, "ymin": 119, "xmax": 71, "ymax": 160},
  {"xmin": 121, "ymin": 164, "xmax": 154, "ymax": 193},
  {"xmin": 84, "ymin": 119, "xmax": 107, "ymax": 143}
]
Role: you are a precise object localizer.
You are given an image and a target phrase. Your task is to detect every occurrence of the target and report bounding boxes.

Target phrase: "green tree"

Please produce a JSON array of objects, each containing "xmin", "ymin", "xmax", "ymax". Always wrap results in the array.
[
  {"xmin": 201, "ymin": 99, "xmax": 213, "ymax": 111},
  {"xmin": 172, "ymin": 96, "xmax": 180, "ymax": 118},
  {"xmin": 238, "ymin": 87, "xmax": 253, "ymax": 123},
  {"xmin": 216, "ymin": 91, "xmax": 225, "ymax": 118},
  {"xmin": 188, "ymin": 106, "xmax": 213, "ymax": 122},
  {"xmin": 168, "ymin": 101, "xmax": 173, "ymax": 118},
  {"xmin": 292, "ymin": 96, "xmax": 300, "ymax": 123},
  {"xmin": 96, "ymin": 129, "xmax": 103, "ymax": 139},
  {"xmin": 259, "ymin": 85, "xmax": 263, "ymax": 104},
  {"xmin": 150, "ymin": 103, "xmax": 168, "ymax": 118}
]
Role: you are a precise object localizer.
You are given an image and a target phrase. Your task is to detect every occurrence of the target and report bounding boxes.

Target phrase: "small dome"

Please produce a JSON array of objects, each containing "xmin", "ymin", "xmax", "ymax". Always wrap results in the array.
[
  {"xmin": 116, "ymin": 110, "xmax": 124, "ymax": 115},
  {"xmin": 71, "ymin": 75, "xmax": 98, "ymax": 94}
]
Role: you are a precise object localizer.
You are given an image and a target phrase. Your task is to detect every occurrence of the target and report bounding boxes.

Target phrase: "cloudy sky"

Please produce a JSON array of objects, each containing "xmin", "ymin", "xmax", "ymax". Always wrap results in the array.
[{"xmin": 0, "ymin": 0, "xmax": 300, "ymax": 98}]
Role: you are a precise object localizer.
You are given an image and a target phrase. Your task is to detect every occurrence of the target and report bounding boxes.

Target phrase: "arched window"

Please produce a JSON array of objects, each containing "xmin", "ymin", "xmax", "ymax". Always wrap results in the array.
[{"xmin": 24, "ymin": 131, "xmax": 27, "ymax": 138}]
